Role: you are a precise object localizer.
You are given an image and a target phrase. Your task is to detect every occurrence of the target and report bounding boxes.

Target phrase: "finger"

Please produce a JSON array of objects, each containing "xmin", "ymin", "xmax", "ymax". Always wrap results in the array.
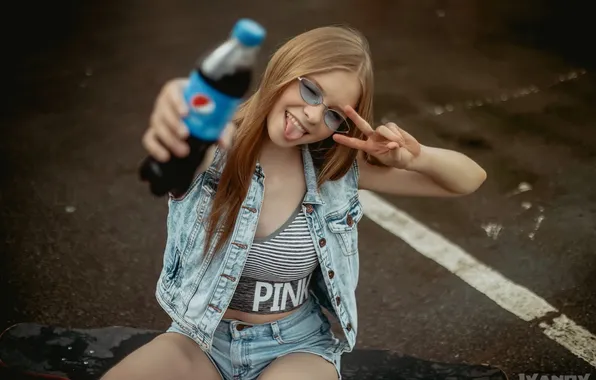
[
  {"xmin": 385, "ymin": 124, "xmax": 406, "ymax": 145},
  {"xmin": 153, "ymin": 123, "xmax": 190, "ymax": 158},
  {"xmin": 218, "ymin": 137, "xmax": 230, "ymax": 150},
  {"xmin": 376, "ymin": 125, "xmax": 404, "ymax": 145},
  {"xmin": 332, "ymin": 133, "xmax": 370, "ymax": 151},
  {"xmin": 344, "ymin": 106, "xmax": 374, "ymax": 137},
  {"xmin": 142, "ymin": 131, "xmax": 170, "ymax": 163},
  {"xmin": 391, "ymin": 125, "xmax": 421, "ymax": 155},
  {"xmin": 166, "ymin": 79, "xmax": 189, "ymax": 116},
  {"xmin": 159, "ymin": 104, "xmax": 189, "ymax": 139},
  {"xmin": 387, "ymin": 141, "xmax": 399, "ymax": 149},
  {"xmin": 218, "ymin": 122, "xmax": 236, "ymax": 150},
  {"xmin": 164, "ymin": 81, "xmax": 191, "ymax": 138},
  {"xmin": 385, "ymin": 122, "xmax": 401, "ymax": 135},
  {"xmin": 396, "ymin": 126, "xmax": 417, "ymax": 143},
  {"xmin": 386, "ymin": 122, "xmax": 414, "ymax": 141}
]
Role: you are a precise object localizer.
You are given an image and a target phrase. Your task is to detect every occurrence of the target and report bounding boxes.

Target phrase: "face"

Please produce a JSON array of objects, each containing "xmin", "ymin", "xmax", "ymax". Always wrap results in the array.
[{"xmin": 266, "ymin": 70, "xmax": 361, "ymax": 148}]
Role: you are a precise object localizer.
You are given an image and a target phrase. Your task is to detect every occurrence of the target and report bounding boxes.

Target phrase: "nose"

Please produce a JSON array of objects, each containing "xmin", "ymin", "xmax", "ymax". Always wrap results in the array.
[{"xmin": 303, "ymin": 104, "xmax": 325, "ymax": 125}]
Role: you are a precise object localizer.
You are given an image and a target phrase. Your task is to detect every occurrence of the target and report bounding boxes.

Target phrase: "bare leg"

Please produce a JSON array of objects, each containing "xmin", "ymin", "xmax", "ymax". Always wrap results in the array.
[
  {"xmin": 257, "ymin": 352, "xmax": 338, "ymax": 380},
  {"xmin": 101, "ymin": 332, "xmax": 221, "ymax": 380}
]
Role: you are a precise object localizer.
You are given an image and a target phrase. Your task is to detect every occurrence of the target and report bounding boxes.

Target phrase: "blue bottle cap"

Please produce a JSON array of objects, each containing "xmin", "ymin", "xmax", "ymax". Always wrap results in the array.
[{"xmin": 232, "ymin": 19, "xmax": 266, "ymax": 47}]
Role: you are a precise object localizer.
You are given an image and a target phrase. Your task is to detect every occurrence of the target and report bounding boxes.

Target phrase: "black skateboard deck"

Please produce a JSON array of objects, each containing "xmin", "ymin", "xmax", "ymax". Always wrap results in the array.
[{"xmin": 0, "ymin": 323, "xmax": 508, "ymax": 380}]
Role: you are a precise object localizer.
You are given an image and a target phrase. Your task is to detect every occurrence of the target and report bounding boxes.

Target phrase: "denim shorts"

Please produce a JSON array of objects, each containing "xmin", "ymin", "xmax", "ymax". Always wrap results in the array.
[{"xmin": 167, "ymin": 297, "xmax": 342, "ymax": 380}]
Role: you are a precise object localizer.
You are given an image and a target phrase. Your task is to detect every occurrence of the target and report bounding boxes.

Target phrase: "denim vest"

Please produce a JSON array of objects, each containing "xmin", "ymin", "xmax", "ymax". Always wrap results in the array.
[{"xmin": 155, "ymin": 145, "xmax": 363, "ymax": 354}]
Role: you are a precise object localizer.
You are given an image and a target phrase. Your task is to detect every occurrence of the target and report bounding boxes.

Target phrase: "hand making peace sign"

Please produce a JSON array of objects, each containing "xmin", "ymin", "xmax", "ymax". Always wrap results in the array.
[{"xmin": 332, "ymin": 106, "xmax": 422, "ymax": 169}]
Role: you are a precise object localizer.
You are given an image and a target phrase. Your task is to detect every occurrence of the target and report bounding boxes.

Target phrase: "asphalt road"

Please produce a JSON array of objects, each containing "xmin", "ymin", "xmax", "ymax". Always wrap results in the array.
[{"xmin": 1, "ymin": 0, "xmax": 595, "ymax": 378}]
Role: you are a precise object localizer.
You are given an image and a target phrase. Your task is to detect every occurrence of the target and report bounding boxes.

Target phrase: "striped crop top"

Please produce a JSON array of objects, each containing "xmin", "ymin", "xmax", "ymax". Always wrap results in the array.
[{"xmin": 228, "ymin": 205, "xmax": 318, "ymax": 314}]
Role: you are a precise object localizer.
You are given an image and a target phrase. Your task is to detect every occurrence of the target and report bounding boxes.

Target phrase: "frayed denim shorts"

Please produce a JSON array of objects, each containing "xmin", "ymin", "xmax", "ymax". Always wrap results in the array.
[{"xmin": 167, "ymin": 297, "xmax": 343, "ymax": 380}]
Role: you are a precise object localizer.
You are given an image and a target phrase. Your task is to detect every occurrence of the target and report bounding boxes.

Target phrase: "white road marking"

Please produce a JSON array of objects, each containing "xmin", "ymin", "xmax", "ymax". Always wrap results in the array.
[
  {"xmin": 358, "ymin": 190, "xmax": 596, "ymax": 368},
  {"xmin": 540, "ymin": 315, "xmax": 596, "ymax": 367}
]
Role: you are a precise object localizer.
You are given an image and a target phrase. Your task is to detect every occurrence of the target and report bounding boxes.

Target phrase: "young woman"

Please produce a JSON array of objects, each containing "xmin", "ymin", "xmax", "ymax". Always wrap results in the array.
[{"xmin": 102, "ymin": 25, "xmax": 486, "ymax": 380}]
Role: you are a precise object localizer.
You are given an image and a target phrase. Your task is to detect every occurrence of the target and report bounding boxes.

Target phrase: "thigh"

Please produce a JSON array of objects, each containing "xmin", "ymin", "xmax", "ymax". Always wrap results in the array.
[
  {"xmin": 257, "ymin": 352, "xmax": 339, "ymax": 380},
  {"xmin": 101, "ymin": 332, "xmax": 221, "ymax": 380}
]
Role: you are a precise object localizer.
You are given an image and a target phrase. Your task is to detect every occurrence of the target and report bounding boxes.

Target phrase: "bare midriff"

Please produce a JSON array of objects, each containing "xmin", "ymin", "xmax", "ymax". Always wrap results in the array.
[{"xmin": 223, "ymin": 308, "xmax": 297, "ymax": 324}]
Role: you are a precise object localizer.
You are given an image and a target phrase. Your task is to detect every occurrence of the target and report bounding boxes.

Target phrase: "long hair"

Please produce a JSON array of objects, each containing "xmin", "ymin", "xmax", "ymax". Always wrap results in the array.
[{"xmin": 204, "ymin": 25, "xmax": 374, "ymax": 254}]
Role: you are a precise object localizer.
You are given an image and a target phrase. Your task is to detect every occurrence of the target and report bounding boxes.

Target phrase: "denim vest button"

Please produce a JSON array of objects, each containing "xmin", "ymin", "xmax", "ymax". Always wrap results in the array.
[
  {"xmin": 306, "ymin": 204, "xmax": 314, "ymax": 214},
  {"xmin": 346, "ymin": 323, "xmax": 352, "ymax": 332},
  {"xmin": 347, "ymin": 214, "xmax": 354, "ymax": 226},
  {"xmin": 328, "ymin": 270, "xmax": 335, "ymax": 279},
  {"xmin": 208, "ymin": 304, "xmax": 222, "ymax": 313},
  {"xmin": 336, "ymin": 296, "xmax": 341, "ymax": 305},
  {"xmin": 319, "ymin": 238, "xmax": 326, "ymax": 247},
  {"xmin": 242, "ymin": 206, "xmax": 257, "ymax": 213}
]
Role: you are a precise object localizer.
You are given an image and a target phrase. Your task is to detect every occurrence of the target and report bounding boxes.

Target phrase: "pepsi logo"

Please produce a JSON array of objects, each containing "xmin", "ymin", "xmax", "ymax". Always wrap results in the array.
[{"xmin": 190, "ymin": 94, "xmax": 216, "ymax": 114}]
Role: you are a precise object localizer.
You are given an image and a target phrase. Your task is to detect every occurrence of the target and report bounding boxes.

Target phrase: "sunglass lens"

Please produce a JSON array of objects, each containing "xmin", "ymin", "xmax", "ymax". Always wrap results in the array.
[
  {"xmin": 325, "ymin": 110, "xmax": 349, "ymax": 133},
  {"xmin": 299, "ymin": 79, "xmax": 321, "ymax": 105}
]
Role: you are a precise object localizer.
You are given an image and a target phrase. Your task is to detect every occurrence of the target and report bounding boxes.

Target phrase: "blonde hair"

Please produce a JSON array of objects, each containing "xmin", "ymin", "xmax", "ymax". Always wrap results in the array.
[{"xmin": 205, "ymin": 25, "xmax": 374, "ymax": 254}]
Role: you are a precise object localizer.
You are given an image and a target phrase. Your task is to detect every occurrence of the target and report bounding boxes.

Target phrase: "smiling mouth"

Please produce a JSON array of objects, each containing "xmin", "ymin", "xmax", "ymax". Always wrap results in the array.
[{"xmin": 286, "ymin": 111, "xmax": 308, "ymax": 134}]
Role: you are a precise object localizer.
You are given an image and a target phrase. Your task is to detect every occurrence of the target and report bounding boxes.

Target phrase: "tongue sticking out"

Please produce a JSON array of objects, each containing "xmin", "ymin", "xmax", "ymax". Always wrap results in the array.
[{"xmin": 284, "ymin": 115, "xmax": 305, "ymax": 141}]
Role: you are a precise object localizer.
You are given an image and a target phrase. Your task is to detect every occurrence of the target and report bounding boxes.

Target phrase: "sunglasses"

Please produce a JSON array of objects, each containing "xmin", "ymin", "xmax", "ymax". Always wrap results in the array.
[{"xmin": 297, "ymin": 77, "xmax": 350, "ymax": 133}]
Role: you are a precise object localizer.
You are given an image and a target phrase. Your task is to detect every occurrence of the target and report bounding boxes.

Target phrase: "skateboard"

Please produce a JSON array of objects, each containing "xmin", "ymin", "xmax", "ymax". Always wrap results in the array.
[{"xmin": 0, "ymin": 323, "xmax": 508, "ymax": 380}]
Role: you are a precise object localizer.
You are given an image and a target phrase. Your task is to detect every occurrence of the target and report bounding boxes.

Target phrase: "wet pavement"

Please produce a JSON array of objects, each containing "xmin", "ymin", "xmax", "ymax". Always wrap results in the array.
[{"xmin": 1, "ymin": 0, "xmax": 595, "ymax": 378}]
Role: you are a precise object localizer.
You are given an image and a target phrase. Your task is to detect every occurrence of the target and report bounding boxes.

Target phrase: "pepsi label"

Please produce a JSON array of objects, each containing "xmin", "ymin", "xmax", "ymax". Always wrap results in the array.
[
  {"xmin": 190, "ymin": 94, "xmax": 216, "ymax": 114},
  {"xmin": 182, "ymin": 71, "xmax": 241, "ymax": 141}
]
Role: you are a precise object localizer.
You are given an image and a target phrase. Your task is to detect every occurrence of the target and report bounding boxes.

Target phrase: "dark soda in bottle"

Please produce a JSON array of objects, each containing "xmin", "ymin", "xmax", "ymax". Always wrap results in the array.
[{"xmin": 139, "ymin": 19, "xmax": 266, "ymax": 197}]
